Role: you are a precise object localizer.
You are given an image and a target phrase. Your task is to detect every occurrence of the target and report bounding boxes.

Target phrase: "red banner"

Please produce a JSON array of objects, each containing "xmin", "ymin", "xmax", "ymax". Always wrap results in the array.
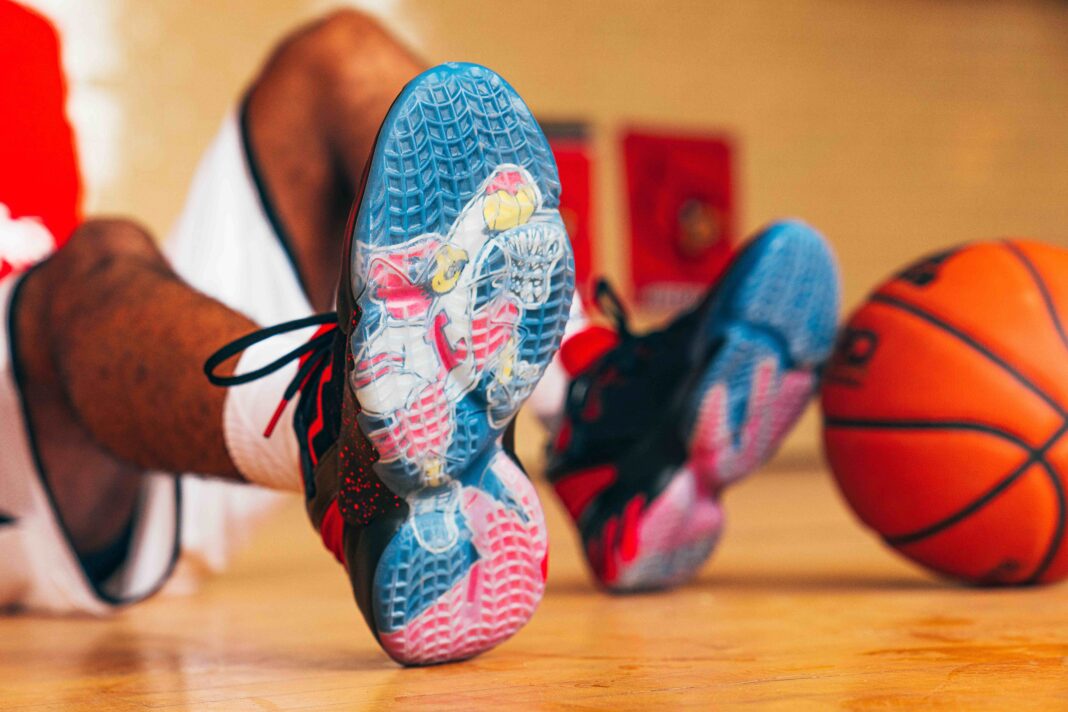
[
  {"xmin": 623, "ymin": 130, "xmax": 734, "ymax": 310},
  {"xmin": 546, "ymin": 123, "xmax": 594, "ymax": 303}
]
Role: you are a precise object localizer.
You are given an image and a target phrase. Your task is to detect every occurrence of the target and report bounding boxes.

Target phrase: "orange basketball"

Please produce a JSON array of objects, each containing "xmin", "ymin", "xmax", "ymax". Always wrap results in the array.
[{"xmin": 821, "ymin": 240, "xmax": 1068, "ymax": 585}]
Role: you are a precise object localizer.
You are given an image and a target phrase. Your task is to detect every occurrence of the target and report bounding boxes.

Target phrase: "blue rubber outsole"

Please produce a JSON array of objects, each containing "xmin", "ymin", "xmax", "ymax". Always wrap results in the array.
[
  {"xmin": 606, "ymin": 221, "xmax": 840, "ymax": 591},
  {"xmin": 346, "ymin": 63, "xmax": 573, "ymax": 663},
  {"xmin": 688, "ymin": 219, "xmax": 841, "ymax": 440}
]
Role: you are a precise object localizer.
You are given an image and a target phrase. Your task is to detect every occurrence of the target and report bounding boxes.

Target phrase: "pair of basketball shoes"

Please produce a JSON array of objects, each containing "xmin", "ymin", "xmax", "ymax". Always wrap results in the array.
[{"xmin": 208, "ymin": 63, "xmax": 840, "ymax": 666}]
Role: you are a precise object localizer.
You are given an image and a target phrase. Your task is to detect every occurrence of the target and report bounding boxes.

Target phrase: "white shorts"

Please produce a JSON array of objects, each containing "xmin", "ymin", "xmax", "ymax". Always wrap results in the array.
[{"xmin": 0, "ymin": 107, "xmax": 310, "ymax": 614}]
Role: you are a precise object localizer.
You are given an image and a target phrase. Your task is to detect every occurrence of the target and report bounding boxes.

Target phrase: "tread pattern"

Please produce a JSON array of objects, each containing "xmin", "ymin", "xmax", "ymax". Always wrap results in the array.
[
  {"xmin": 605, "ymin": 223, "xmax": 840, "ymax": 591},
  {"xmin": 346, "ymin": 64, "xmax": 570, "ymax": 664},
  {"xmin": 691, "ymin": 221, "xmax": 840, "ymax": 437}
]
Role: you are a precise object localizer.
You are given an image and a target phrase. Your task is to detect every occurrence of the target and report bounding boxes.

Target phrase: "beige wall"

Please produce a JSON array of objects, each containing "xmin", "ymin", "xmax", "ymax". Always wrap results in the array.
[{"xmin": 34, "ymin": 0, "xmax": 1068, "ymax": 461}]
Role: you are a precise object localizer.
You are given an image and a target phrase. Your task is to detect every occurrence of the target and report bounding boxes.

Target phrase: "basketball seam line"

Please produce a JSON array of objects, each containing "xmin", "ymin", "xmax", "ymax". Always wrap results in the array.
[
  {"xmin": 882, "ymin": 422, "xmax": 1068, "ymax": 550},
  {"xmin": 998, "ymin": 241, "xmax": 1068, "ymax": 583},
  {"xmin": 822, "ymin": 373, "xmax": 863, "ymax": 388},
  {"xmin": 823, "ymin": 417, "xmax": 1033, "ymax": 451},
  {"xmin": 1029, "ymin": 460, "xmax": 1067, "ymax": 584},
  {"xmin": 1000, "ymin": 240, "xmax": 1068, "ymax": 359},
  {"xmin": 871, "ymin": 293, "xmax": 1067, "ymax": 418},
  {"xmin": 871, "ymin": 288, "xmax": 1068, "ymax": 580},
  {"xmin": 883, "ymin": 458, "xmax": 1032, "ymax": 547}
]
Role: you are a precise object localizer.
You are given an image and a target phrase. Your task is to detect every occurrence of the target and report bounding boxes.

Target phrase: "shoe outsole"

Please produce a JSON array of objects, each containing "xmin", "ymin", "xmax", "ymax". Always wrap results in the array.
[
  {"xmin": 348, "ymin": 63, "xmax": 573, "ymax": 664},
  {"xmin": 605, "ymin": 220, "xmax": 840, "ymax": 591}
]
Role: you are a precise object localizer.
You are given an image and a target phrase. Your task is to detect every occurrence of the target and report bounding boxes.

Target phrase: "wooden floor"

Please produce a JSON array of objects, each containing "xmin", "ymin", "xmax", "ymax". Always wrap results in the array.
[{"xmin": 2, "ymin": 462, "xmax": 1067, "ymax": 710}]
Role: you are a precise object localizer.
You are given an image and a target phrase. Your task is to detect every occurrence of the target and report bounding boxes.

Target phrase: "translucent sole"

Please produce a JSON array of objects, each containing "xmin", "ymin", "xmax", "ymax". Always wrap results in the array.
[
  {"xmin": 348, "ymin": 63, "xmax": 573, "ymax": 664},
  {"xmin": 605, "ymin": 221, "xmax": 839, "ymax": 591}
]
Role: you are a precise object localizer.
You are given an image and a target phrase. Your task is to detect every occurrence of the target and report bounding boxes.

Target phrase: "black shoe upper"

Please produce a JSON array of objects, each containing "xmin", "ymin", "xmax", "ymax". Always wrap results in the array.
[{"xmin": 547, "ymin": 280, "xmax": 718, "ymax": 484}]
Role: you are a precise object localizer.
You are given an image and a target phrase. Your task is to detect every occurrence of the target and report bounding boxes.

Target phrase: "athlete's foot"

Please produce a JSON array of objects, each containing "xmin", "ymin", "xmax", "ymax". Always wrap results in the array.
[
  {"xmin": 547, "ymin": 220, "xmax": 839, "ymax": 592},
  {"xmin": 210, "ymin": 63, "xmax": 573, "ymax": 665}
]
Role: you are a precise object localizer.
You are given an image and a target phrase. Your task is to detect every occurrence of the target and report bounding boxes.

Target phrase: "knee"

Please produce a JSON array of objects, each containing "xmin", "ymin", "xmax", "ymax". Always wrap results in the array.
[
  {"xmin": 265, "ymin": 8, "xmax": 419, "ymax": 88},
  {"xmin": 61, "ymin": 217, "xmax": 161, "ymax": 266},
  {"xmin": 306, "ymin": 8, "xmax": 386, "ymax": 50}
]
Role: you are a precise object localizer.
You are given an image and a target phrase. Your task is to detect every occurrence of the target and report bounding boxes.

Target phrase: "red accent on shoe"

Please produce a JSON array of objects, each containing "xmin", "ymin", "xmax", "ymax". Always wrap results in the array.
[
  {"xmin": 560, "ymin": 325, "xmax": 619, "ymax": 377},
  {"xmin": 541, "ymin": 551, "xmax": 549, "ymax": 582},
  {"xmin": 303, "ymin": 325, "xmax": 337, "ymax": 358},
  {"xmin": 432, "ymin": 311, "xmax": 467, "ymax": 371},
  {"xmin": 262, "ymin": 324, "xmax": 336, "ymax": 439},
  {"xmin": 319, "ymin": 500, "xmax": 346, "ymax": 566},
  {"xmin": 601, "ymin": 516, "xmax": 619, "ymax": 584},
  {"xmin": 368, "ymin": 259, "xmax": 434, "ymax": 318},
  {"xmin": 619, "ymin": 495, "xmax": 645, "ymax": 564},
  {"xmin": 551, "ymin": 465, "xmax": 617, "ymax": 521},
  {"xmin": 353, "ymin": 352, "xmax": 403, "ymax": 389},
  {"xmin": 580, "ymin": 372, "xmax": 609, "ymax": 421},
  {"xmin": 306, "ymin": 360, "xmax": 334, "ymax": 467},
  {"xmin": 485, "ymin": 169, "xmax": 525, "ymax": 195},
  {"xmin": 553, "ymin": 421, "xmax": 573, "ymax": 452},
  {"xmin": 337, "ymin": 445, "xmax": 402, "ymax": 528}
]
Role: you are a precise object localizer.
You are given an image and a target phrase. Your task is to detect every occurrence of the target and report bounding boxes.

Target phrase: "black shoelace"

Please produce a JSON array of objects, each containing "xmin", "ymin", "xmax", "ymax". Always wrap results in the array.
[
  {"xmin": 204, "ymin": 312, "xmax": 338, "ymax": 437},
  {"xmin": 593, "ymin": 278, "xmax": 633, "ymax": 339},
  {"xmin": 591, "ymin": 277, "xmax": 692, "ymax": 381}
]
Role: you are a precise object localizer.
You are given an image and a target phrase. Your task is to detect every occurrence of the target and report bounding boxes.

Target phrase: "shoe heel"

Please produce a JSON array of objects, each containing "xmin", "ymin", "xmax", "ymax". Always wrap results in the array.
[
  {"xmin": 347, "ymin": 62, "xmax": 568, "ymax": 664},
  {"xmin": 373, "ymin": 450, "xmax": 547, "ymax": 665}
]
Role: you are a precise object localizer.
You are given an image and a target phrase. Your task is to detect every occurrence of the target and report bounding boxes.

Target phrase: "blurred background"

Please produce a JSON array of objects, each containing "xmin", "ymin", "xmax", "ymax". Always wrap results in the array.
[{"xmin": 24, "ymin": 0, "xmax": 1068, "ymax": 462}]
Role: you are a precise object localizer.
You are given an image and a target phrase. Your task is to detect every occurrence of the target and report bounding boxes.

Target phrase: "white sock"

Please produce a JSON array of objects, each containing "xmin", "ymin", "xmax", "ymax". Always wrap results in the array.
[
  {"xmin": 222, "ymin": 337, "xmax": 306, "ymax": 491},
  {"xmin": 528, "ymin": 293, "xmax": 589, "ymax": 430}
]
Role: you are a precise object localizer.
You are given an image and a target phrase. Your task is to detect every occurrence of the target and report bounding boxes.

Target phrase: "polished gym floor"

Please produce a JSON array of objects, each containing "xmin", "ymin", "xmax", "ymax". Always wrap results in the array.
[{"xmin": 2, "ymin": 450, "xmax": 1066, "ymax": 710}]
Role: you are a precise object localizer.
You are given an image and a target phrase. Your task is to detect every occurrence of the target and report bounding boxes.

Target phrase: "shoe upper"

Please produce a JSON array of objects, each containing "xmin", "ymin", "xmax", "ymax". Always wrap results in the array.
[
  {"xmin": 546, "ymin": 282, "xmax": 719, "ymax": 526},
  {"xmin": 285, "ymin": 210, "xmax": 414, "ymax": 640}
]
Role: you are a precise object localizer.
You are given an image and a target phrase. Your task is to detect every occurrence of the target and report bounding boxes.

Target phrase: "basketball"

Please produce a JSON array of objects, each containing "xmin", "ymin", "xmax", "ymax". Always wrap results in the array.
[{"xmin": 821, "ymin": 240, "xmax": 1068, "ymax": 585}]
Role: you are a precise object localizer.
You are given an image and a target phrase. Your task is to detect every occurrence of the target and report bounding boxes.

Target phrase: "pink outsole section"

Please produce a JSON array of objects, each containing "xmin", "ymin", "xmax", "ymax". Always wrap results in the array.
[
  {"xmin": 604, "ymin": 361, "xmax": 816, "ymax": 590},
  {"xmin": 609, "ymin": 468, "xmax": 725, "ymax": 590},
  {"xmin": 690, "ymin": 360, "xmax": 815, "ymax": 488},
  {"xmin": 379, "ymin": 453, "xmax": 548, "ymax": 665},
  {"xmin": 637, "ymin": 469, "xmax": 724, "ymax": 557}
]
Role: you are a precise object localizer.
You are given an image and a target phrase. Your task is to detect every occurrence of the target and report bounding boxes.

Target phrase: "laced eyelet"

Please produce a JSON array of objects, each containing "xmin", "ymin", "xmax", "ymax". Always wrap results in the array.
[{"xmin": 204, "ymin": 312, "xmax": 339, "ymax": 436}]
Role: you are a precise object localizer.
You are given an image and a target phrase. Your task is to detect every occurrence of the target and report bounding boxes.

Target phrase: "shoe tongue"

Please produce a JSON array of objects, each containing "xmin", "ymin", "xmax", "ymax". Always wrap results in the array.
[{"xmin": 560, "ymin": 325, "xmax": 620, "ymax": 376}]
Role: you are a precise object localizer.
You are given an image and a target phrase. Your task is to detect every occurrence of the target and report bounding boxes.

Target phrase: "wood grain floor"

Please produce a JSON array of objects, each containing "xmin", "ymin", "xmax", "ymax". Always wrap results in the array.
[{"xmin": 2, "ymin": 460, "xmax": 1067, "ymax": 710}]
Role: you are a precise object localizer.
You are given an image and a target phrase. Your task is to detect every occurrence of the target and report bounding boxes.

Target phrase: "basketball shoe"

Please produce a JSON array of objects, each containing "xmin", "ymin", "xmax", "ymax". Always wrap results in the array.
[
  {"xmin": 547, "ymin": 220, "xmax": 839, "ymax": 591},
  {"xmin": 208, "ymin": 63, "xmax": 574, "ymax": 665}
]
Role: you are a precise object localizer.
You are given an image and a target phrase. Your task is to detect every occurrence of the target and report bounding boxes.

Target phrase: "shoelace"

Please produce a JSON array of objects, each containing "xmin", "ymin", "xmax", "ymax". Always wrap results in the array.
[
  {"xmin": 593, "ymin": 278, "xmax": 633, "ymax": 339},
  {"xmin": 592, "ymin": 277, "xmax": 689, "ymax": 379},
  {"xmin": 204, "ymin": 312, "xmax": 338, "ymax": 437}
]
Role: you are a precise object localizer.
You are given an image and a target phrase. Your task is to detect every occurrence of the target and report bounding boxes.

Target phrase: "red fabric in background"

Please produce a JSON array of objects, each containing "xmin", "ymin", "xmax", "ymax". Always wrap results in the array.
[
  {"xmin": 0, "ymin": 0, "xmax": 82, "ymax": 273},
  {"xmin": 624, "ymin": 130, "xmax": 734, "ymax": 310},
  {"xmin": 547, "ymin": 130, "xmax": 594, "ymax": 304}
]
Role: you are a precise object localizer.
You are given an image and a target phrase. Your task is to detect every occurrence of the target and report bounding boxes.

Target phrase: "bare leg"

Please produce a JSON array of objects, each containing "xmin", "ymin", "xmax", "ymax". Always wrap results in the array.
[
  {"xmin": 11, "ymin": 10, "xmax": 426, "ymax": 554},
  {"xmin": 13, "ymin": 219, "xmax": 255, "ymax": 550},
  {"xmin": 15, "ymin": 10, "xmax": 429, "ymax": 478}
]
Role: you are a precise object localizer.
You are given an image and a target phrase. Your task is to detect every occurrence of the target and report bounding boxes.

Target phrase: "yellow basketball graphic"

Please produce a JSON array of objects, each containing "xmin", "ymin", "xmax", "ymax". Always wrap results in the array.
[
  {"xmin": 430, "ymin": 244, "xmax": 469, "ymax": 294},
  {"xmin": 483, "ymin": 184, "xmax": 537, "ymax": 231}
]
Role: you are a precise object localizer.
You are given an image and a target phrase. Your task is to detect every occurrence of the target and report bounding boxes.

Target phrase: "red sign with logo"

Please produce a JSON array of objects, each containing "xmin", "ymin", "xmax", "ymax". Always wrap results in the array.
[{"xmin": 623, "ymin": 130, "xmax": 734, "ymax": 310}]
